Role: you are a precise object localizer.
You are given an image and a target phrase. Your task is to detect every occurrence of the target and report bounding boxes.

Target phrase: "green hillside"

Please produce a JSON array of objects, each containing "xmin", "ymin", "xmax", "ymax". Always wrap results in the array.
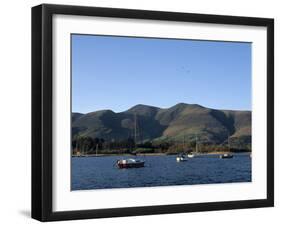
[{"xmin": 72, "ymin": 103, "xmax": 251, "ymax": 150}]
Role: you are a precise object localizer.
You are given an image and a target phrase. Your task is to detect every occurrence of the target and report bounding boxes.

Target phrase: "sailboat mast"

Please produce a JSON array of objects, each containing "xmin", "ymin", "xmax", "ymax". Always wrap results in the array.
[
  {"xmin": 183, "ymin": 134, "xmax": 185, "ymax": 151},
  {"xmin": 196, "ymin": 135, "xmax": 198, "ymax": 153},
  {"xmin": 228, "ymin": 134, "xmax": 230, "ymax": 152},
  {"xmin": 75, "ymin": 137, "xmax": 78, "ymax": 154},
  {"xmin": 134, "ymin": 113, "xmax": 137, "ymax": 149}
]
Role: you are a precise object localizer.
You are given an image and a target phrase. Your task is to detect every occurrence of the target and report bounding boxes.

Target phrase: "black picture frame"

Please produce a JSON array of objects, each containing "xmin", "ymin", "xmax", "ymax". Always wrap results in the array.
[{"xmin": 32, "ymin": 3, "xmax": 274, "ymax": 222}]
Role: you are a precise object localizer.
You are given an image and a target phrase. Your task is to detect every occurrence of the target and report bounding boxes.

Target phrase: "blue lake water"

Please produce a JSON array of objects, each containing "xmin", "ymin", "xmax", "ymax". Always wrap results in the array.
[{"xmin": 71, "ymin": 153, "xmax": 251, "ymax": 190}]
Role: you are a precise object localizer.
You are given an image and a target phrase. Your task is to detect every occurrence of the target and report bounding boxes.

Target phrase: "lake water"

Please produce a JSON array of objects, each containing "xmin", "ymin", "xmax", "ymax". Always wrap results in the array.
[{"xmin": 71, "ymin": 153, "xmax": 251, "ymax": 190}]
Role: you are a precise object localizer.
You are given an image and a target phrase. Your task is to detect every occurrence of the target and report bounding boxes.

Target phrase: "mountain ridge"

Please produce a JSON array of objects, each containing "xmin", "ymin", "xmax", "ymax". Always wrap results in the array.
[{"xmin": 72, "ymin": 103, "xmax": 251, "ymax": 149}]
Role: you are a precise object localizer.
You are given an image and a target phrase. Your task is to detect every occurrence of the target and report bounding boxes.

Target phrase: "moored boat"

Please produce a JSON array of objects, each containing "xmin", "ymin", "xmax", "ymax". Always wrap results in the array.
[
  {"xmin": 220, "ymin": 153, "xmax": 233, "ymax": 159},
  {"xmin": 116, "ymin": 113, "xmax": 145, "ymax": 169},
  {"xmin": 116, "ymin": 158, "xmax": 145, "ymax": 168},
  {"xmin": 187, "ymin": 135, "xmax": 199, "ymax": 158},
  {"xmin": 187, "ymin": 153, "xmax": 195, "ymax": 158},
  {"xmin": 176, "ymin": 154, "xmax": 188, "ymax": 162},
  {"xmin": 219, "ymin": 134, "xmax": 234, "ymax": 159},
  {"xmin": 177, "ymin": 134, "xmax": 192, "ymax": 161}
]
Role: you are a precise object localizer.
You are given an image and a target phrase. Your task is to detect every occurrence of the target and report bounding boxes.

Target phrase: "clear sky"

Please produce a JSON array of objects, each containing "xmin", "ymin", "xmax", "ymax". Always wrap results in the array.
[{"xmin": 72, "ymin": 34, "xmax": 251, "ymax": 113}]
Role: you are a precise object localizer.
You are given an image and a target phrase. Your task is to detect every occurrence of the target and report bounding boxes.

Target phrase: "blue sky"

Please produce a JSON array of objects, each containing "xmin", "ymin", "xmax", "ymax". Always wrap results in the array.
[{"xmin": 72, "ymin": 34, "xmax": 251, "ymax": 113}]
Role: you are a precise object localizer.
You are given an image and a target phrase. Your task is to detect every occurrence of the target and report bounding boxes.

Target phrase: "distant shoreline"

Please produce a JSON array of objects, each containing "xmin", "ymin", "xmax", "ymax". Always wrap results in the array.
[{"xmin": 72, "ymin": 151, "xmax": 251, "ymax": 157}]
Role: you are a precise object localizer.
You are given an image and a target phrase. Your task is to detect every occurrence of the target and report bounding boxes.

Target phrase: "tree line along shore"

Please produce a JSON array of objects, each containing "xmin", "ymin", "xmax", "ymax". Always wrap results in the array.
[{"xmin": 72, "ymin": 136, "xmax": 251, "ymax": 156}]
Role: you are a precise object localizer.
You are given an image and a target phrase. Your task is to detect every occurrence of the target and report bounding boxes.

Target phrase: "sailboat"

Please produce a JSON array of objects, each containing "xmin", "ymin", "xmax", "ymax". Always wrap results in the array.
[
  {"xmin": 220, "ymin": 135, "xmax": 233, "ymax": 159},
  {"xmin": 176, "ymin": 134, "xmax": 188, "ymax": 162},
  {"xmin": 176, "ymin": 154, "xmax": 188, "ymax": 162},
  {"xmin": 95, "ymin": 143, "xmax": 99, "ymax": 157},
  {"xmin": 187, "ymin": 153, "xmax": 195, "ymax": 158},
  {"xmin": 75, "ymin": 137, "xmax": 86, "ymax": 157},
  {"xmin": 73, "ymin": 139, "xmax": 80, "ymax": 157},
  {"xmin": 116, "ymin": 113, "xmax": 145, "ymax": 168},
  {"xmin": 187, "ymin": 135, "xmax": 199, "ymax": 158}
]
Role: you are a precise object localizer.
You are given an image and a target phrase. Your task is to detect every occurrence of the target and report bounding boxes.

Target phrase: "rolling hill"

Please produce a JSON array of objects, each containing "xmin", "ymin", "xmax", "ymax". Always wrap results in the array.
[{"xmin": 72, "ymin": 103, "xmax": 251, "ymax": 149}]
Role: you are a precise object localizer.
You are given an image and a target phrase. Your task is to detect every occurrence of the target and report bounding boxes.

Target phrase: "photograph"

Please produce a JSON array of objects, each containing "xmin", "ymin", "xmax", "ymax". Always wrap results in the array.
[{"xmin": 71, "ymin": 34, "xmax": 252, "ymax": 191}]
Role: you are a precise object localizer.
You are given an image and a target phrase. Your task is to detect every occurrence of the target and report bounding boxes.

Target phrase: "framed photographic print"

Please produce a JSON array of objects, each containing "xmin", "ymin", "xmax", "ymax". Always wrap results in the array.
[{"xmin": 32, "ymin": 4, "xmax": 274, "ymax": 221}]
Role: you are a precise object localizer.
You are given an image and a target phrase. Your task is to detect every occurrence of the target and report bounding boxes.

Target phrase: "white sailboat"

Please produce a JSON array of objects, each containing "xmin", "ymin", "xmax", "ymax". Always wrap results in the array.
[
  {"xmin": 95, "ymin": 143, "xmax": 98, "ymax": 157},
  {"xmin": 187, "ymin": 153, "xmax": 195, "ymax": 158},
  {"xmin": 220, "ymin": 135, "xmax": 233, "ymax": 159},
  {"xmin": 187, "ymin": 135, "xmax": 199, "ymax": 158}
]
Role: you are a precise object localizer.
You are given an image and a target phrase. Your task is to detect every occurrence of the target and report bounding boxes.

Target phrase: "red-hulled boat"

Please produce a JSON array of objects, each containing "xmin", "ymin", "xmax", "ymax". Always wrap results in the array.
[
  {"xmin": 116, "ymin": 114, "xmax": 145, "ymax": 169},
  {"xmin": 116, "ymin": 159, "xmax": 145, "ymax": 168}
]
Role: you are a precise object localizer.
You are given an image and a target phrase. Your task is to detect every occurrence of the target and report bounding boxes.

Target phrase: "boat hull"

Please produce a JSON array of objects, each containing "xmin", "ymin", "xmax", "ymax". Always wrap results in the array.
[
  {"xmin": 117, "ymin": 162, "xmax": 145, "ymax": 168},
  {"xmin": 176, "ymin": 157, "xmax": 188, "ymax": 162},
  {"xmin": 220, "ymin": 154, "xmax": 233, "ymax": 159}
]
